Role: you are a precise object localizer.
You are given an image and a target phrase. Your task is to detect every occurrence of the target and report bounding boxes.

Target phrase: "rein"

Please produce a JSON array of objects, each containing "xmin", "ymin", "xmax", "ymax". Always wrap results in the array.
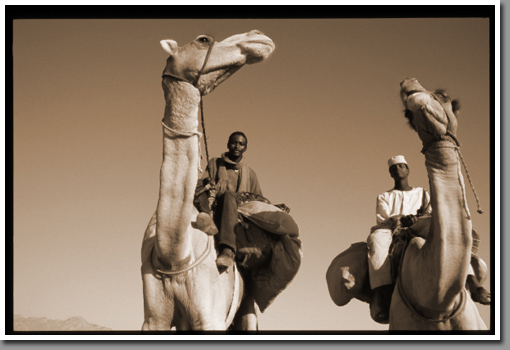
[{"xmin": 421, "ymin": 93, "xmax": 483, "ymax": 215}]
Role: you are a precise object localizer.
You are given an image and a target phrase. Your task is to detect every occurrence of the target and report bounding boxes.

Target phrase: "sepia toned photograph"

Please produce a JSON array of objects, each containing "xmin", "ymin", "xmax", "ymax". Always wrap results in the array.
[{"xmin": 5, "ymin": 4, "xmax": 499, "ymax": 339}]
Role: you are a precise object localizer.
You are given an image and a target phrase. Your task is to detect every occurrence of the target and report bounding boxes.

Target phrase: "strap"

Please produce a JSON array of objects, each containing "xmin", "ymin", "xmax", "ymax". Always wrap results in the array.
[
  {"xmin": 161, "ymin": 38, "xmax": 215, "ymax": 88},
  {"xmin": 151, "ymin": 235, "xmax": 213, "ymax": 277},
  {"xmin": 195, "ymin": 39, "xmax": 215, "ymax": 87},
  {"xmin": 161, "ymin": 119, "xmax": 202, "ymax": 138},
  {"xmin": 417, "ymin": 188, "xmax": 430, "ymax": 216},
  {"xmin": 161, "ymin": 120, "xmax": 203, "ymax": 173},
  {"xmin": 224, "ymin": 264, "xmax": 239, "ymax": 327},
  {"xmin": 396, "ymin": 277, "xmax": 467, "ymax": 322}
]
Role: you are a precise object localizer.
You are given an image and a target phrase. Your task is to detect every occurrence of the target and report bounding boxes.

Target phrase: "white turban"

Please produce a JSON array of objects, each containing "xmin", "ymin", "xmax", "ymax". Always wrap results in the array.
[{"xmin": 388, "ymin": 155, "xmax": 407, "ymax": 168}]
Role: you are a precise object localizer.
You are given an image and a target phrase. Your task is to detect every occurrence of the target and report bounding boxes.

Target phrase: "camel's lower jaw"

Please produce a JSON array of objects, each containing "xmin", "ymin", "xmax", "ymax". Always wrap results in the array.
[
  {"xmin": 199, "ymin": 66, "xmax": 242, "ymax": 95},
  {"xmin": 405, "ymin": 90, "xmax": 421, "ymax": 97},
  {"xmin": 245, "ymin": 46, "xmax": 274, "ymax": 64},
  {"xmin": 245, "ymin": 55, "xmax": 267, "ymax": 64}
]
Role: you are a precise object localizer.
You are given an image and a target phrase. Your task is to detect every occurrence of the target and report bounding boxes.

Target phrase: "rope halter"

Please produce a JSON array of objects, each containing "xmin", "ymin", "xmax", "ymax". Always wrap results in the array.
[{"xmin": 161, "ymin": 37, "xmax": 215, "ymax": 170}]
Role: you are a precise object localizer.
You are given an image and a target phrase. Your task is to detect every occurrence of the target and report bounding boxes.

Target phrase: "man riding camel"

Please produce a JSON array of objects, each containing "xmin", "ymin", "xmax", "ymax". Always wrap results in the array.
[
  {"xmin": 367, "ymin": 155, "xmax": 490, "ymax": 324},
  {"xmin": 367, "ymin": 155, "xmax": 431, "ymax": 324},
  {"xmin": 195, "ymin": 131, "xmax": 263, "ymax": 271}
]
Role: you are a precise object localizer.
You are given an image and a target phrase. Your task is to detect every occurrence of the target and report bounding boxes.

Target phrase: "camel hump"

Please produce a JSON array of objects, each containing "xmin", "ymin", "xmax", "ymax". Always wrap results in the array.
[{"xmin": 326, "ymin": 242, "xmax": 372, "ymax": 306}]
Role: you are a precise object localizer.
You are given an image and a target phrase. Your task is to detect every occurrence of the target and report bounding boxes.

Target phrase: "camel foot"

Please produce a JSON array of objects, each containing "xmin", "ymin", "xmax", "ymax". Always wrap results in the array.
[
  {"xmin": 196, "ymin": 212, "xmax": 218, "ymax": 236},
  {"xmin": 471, "ymin": 287, "xmax": 491, "ymax": 305}
]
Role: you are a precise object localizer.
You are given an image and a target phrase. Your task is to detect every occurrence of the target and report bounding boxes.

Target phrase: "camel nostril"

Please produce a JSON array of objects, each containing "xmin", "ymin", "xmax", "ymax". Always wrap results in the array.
[{"xmin": 250, "ymin": 29, "xmax": 264, "ymax": 35}]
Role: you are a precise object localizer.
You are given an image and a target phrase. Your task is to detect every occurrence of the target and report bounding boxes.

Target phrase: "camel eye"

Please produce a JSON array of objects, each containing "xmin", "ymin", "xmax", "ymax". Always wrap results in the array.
[
  {"xmin": 198, "ymin": 36, "xmax": 209, "ymax": 43},
  {"xmin": 435, "ymin": 90, "xmax": 449, "ymax": 99}
]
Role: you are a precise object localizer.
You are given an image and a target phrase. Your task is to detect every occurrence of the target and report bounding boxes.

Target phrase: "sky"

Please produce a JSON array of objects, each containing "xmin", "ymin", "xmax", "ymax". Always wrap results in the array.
[{"xmin": 10, "ymin": 11, "xmax": 495, "ymax": 333}]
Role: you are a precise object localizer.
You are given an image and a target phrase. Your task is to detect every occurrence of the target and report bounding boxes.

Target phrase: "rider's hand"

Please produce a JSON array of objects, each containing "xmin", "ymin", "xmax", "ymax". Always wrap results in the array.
[{"xmin": 401, "ymin": 214, "xmax": 418, "ymax": 227}]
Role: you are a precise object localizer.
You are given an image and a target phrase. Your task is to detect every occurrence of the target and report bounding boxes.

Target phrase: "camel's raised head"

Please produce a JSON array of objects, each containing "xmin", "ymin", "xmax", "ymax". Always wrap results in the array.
[
  {"xmin": 400, "ymin": 78, "xmax": 460, "ymax": 147},
  {"xmin": 160, "ymin": 30, "xmax": 275, "ymax": 95}
]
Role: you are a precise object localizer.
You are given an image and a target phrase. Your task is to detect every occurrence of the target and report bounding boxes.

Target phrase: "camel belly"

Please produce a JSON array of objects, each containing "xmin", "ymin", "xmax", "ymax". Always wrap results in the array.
[{"xmin": 389, "ymin": 281, "xmax": 487, "ymax": 330}]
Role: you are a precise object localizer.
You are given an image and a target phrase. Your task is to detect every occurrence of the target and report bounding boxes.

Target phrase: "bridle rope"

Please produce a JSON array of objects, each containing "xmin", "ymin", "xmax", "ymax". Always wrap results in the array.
[
  {"xmin": 424, "ymin": 93, "xmax": 484, "ymax": 215},
  {"xmin": 456, "ymin": 147, "xmax": 484, "ymax": 214}
]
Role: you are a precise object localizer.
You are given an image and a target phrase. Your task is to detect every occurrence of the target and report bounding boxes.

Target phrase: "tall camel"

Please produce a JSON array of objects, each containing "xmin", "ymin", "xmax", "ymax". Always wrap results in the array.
[
  {"xmin": 391, "ymin": 78, "xmax": 487, "ymax": 330},
  {"xmin": 141, "ymin": 30, "xmax": 275, "ymax": 331}
]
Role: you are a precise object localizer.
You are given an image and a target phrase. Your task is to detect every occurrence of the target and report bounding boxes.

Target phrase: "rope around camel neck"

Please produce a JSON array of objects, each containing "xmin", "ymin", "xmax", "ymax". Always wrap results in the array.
[
  {"xmin": 161, "ymin": 38, "xmax": 215, "ymax": 172},
  {"xmin": 161, "ymin": 120, "xmax": 204, "ymax": 173},
  {"xmin": 151, "ymin": 235, "xmax": 213, "ymax": 276}
]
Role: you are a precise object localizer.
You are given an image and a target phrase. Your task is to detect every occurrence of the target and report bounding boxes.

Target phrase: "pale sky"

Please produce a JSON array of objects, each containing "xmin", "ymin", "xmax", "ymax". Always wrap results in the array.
[{"xmin": 12, "ymin": 14, "xmax": 494, "ymax": 332}]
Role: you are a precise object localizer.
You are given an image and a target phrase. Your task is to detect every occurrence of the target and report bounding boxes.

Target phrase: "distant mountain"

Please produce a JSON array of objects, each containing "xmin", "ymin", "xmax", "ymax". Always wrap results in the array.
[{"xmin": 14, "ymin": 315, "xmax": 111, "ymax": 331}]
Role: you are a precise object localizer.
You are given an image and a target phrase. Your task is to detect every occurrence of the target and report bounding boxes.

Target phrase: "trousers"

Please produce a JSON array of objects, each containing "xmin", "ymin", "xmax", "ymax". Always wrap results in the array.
[
  {"xmin": 213, "ymin": 191, "xmax": 238, "ymax": 253},
  {"xmin": 367, "ymin": 228, "xmax": 393, "ymax": 289}
]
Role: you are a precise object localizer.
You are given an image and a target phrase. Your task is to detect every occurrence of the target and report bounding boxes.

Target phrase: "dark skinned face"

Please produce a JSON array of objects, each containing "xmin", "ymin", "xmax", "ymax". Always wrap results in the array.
[
  {"xmin": 389, "ymin": 163, "xmax": 410, "ymax": 180},
  {"xmin": 226, "ymin": 135, "xmax": 247, "ymax": 161}
]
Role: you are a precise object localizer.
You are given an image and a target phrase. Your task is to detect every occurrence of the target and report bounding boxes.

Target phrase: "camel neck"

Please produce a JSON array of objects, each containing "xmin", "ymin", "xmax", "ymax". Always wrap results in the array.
[
  {"xmin": 424, "ymin": 141, "xmax": 470, "ymax": 218},
  {"xmin": 422, "ymin": 140, "xmax": 472, "ymax": 302},
  {"xmin": 155, "ymin": 79, "xmax": 202, "ymax": 266},
  {"xmin": 162, "ymin": 78, "xmax": 201, "ymax": 132}
]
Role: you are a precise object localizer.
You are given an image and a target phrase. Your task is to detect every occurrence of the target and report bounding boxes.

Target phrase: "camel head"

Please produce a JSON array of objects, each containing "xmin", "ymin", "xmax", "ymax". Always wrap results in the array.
[
  {"xmin": 160, "ymin": 30, "xmax": 275, "ymax": 95},
  {"xmin": 400, "ymin": 78, "xmax": 461, "ymax": 147}
]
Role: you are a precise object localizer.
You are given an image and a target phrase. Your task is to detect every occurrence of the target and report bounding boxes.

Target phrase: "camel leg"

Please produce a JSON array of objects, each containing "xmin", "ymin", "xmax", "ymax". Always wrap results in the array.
[
  {"xmin": 141, "ymin": 264, "xmax": 174, "ymax": 330},
  {"xmin": 173, "ymin": 306, "xmax": 192, "ymax": 330},
  {"xmin": 185, "ymin": 274, "xmax": 227, "ymax": 330},
  {"xmin": 233, "ymin": 294, "xmax": 258, "ymax": 330}
]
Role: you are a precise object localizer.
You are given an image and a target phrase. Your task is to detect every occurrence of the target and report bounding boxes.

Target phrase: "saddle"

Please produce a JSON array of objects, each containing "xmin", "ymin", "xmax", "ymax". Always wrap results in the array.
[
  {"xmin": 194, "ymin": 190, "xmax": 301, "ymax": 312},
  {"xmin": 326, "ymin": 216, "xmax": 423, "ymax": 307},
  {"xmin": 327, "ymin": 215, "xmax": 488, "ymax": 311},
  {"xmin": 235, "ymin": 217, "xmax": 273, "ymax": 271},
  {"xmin": 232, "ymin": 192, "xmax": 295, "ymax": 271}
]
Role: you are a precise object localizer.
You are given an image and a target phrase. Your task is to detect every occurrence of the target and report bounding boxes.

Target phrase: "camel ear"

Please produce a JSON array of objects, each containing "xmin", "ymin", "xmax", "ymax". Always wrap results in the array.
[
  {"xmin": 160, "ymin": 40, "xmax": 178, "ymax": 55},
  {"xmin": 404, "ymin": 109, "xmax": 416, "ymax": 131},
  {"xmin": 451, "ymin": 99, "xmax": 461, "ymax": 116}
]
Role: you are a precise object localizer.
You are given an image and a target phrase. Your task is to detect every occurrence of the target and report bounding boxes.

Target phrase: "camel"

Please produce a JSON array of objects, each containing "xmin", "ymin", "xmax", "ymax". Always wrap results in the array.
[
  {"xmin": 140, "ymin": 30, "xmax": 275, "ymax": 331},
  {"xmin": 389, "ymin": 78, "xmax": 488, "ymax": 330}
]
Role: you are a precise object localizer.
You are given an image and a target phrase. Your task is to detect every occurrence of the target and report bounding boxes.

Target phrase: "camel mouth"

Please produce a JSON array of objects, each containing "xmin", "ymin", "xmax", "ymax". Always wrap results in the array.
[
  {"xmin": 400, "ymin": 78, "xmax": 427, "ymax": 98},
  {"xmin": 406, "ymin": 90, "xmax": 421, "ymax": 97},
  {"xmin": 203, "ymin": 64, "xmax": 242, "ymax": 77},
  {"xmin": 245, "ymin": 40, "xmax": 275, "ymax": 50},
  {"xmin": 239, "ymin": 40, "xmax": 275, "ymax": 62}
]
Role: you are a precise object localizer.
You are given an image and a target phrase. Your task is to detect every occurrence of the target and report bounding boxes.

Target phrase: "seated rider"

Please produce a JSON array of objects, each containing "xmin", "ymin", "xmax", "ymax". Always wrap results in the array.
[
  {"xmin": 194, "ymin": 131, "xmax": 263, "ymax": 272},
  {"xmin": 367, "ymin": 155, "xmax": 432, "ymax": 324},
  {"xmin": 367, "ymin": 155, "xmax": 491, "ymax": 324}
]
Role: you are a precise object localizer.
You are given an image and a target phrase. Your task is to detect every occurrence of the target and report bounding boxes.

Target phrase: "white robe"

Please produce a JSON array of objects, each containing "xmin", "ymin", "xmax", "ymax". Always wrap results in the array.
[{"xmin": 368, "ymin": 187, "xmax": 430, "ymax": 289}]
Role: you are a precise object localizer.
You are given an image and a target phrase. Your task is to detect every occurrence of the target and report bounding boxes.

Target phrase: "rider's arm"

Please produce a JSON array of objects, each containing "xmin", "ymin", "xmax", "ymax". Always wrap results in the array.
[{"xmin": 376, "ymin": 195, "xmax": 390, "ymax": 224}]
